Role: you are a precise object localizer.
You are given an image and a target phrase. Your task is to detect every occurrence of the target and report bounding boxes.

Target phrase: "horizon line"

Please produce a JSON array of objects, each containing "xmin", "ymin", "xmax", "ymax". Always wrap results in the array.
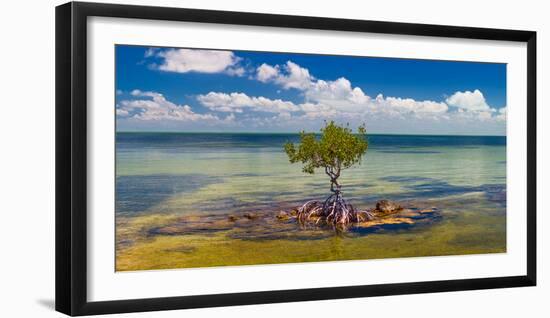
[{"xmin": 115, "ymin": 130, "xmax": 506, "ymax": 137}]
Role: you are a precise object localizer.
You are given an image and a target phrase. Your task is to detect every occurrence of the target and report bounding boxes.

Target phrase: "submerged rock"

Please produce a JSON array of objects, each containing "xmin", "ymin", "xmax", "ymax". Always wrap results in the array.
[
  {"xmin": 353, "ymin": 204, "xmax": 441, "ymax": 233},
  {"xmin": 145, "ymin": 199, "xmax": 440, "ymax": 241},
  {"xmin": 149, "ymin": 215, "xmax": 235, "ymax": 236},
  {"xmin": 356, "ymin": 217, "xmax": 415, "ymax": 228},
  {"xmin": 276, "ymin": 211, "xmax": 290, "ymax": 220},
  {"xmin": 419, "ymin": 207, "xmax": 438, "ymax": 214},
  {"xmin": 357, "ymin": 210, "xmax": 375, "ymax": 221}
]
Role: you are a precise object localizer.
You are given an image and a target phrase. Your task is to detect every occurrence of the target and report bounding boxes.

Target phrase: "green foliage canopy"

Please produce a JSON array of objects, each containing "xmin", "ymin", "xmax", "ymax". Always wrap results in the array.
[{"xmin": 284, "ymin": 121, "xmax": 368, "ymax": 181}]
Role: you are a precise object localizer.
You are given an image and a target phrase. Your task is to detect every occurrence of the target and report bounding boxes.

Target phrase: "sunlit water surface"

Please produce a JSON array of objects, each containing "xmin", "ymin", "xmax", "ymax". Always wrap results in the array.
[{"xmin": 115, "ymin": 133, "xmax": 506, "ymax": 271}]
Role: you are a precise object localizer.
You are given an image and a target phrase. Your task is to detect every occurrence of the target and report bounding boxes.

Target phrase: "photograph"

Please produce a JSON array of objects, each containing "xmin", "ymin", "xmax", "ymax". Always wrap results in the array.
[
  {"xmin": 1, "ymin": 0, "xmax": 544, "ymax": 317},
  {"xmin": 115, "ymin": 45, "xmax": 508, "ymax": 271}
]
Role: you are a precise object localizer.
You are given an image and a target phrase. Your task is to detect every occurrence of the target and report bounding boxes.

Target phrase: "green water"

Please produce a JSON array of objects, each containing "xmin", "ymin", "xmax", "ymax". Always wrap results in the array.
[{"xmin": 115, "ymin": 133, "xmax": 506, "ymax": 271}]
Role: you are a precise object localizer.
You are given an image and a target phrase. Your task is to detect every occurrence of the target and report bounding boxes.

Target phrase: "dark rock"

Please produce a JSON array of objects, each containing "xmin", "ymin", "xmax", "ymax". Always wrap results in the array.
[
  {"xmin": 228, "ymin": 215, "xmax": 239, "ymax": 222},
  {"xmin": 375, "ymin": 200, "xmax": 402, "ymax": 214},
  {"xmin": 243, "ymin": 212, "xmax": 258, "ymax": 220}
]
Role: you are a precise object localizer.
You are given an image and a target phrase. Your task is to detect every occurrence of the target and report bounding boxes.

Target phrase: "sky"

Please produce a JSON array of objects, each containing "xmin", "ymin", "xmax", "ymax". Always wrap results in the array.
[{"xmin": 115, "ymin": 45, "xmax": 507, "ymax": 135}]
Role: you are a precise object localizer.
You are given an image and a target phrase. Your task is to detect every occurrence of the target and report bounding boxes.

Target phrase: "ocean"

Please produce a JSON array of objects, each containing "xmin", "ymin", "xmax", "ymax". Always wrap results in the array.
[{"xmin": 115, "ymin": 132, "xmax": 506, "ymax": 271}]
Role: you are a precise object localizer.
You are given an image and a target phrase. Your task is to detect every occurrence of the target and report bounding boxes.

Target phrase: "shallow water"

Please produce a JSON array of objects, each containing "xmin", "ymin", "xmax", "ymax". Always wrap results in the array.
[{"xmin": 115, "ymin": 133, "xmax": 506, "ymax": 271}]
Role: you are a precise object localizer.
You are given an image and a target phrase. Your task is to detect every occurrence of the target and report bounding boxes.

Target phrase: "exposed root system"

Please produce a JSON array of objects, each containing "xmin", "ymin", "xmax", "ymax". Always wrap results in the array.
[{"xmin": 296, "ymin": 192, "xmax": 374, "ymax": 229}]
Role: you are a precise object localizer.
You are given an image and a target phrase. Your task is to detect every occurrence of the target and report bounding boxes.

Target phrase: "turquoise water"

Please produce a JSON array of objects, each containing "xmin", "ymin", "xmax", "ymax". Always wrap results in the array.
[{"xmin": 115, "ymin": 133, "xmax": 506, "ymax": 270}]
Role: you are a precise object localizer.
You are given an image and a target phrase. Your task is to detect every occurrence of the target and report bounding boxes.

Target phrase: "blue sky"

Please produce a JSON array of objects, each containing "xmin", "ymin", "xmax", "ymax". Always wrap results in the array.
[{"xmin": 116, "ymin": 45, "xmax": 507, "ymax": 135}]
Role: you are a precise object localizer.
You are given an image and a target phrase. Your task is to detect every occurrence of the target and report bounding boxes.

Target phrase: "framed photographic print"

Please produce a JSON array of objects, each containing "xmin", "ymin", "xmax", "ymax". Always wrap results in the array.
[{"xmin": 55, "ymin": 1, "xmax": 536, "ymax": 316}]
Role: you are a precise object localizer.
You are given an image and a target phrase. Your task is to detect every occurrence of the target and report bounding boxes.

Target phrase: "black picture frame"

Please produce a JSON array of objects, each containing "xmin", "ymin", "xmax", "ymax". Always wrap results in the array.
[{"xmin": 55, "ymin": 1, "xmax": 537, "ymax": 316}]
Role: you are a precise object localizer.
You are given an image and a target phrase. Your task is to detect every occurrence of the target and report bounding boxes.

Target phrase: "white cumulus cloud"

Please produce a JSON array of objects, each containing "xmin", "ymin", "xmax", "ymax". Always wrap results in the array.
[
  {"xmin": 256, "ymin": 63, "xmax": 280, "ymax": 82},
  {"xmin": 446, "ymin": 89, "xmax": 490, "ymax": 111},
  {"xmin": 306, "ymin": 77, "xmax": 370, "ymax": 107},
  {"xmin": 256, "ymin": 61, "xmax": 314, "ymax": 90},
  {"xmin": 153, "ymin": 49, "xmax": 244, "ymax": 76}
]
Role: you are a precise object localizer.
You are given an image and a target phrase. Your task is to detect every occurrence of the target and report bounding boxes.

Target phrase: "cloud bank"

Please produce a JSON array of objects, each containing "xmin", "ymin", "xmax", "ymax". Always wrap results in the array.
[
  {"xmin": 118, "ymin": 49, "xmax": 506, "ymax": 134},
  {"xmin": 197, "ymin": 92, "xmax": 299, "ymax": 113},
  {"xmin": 117, "ymin": 90, "xmax": 219, "ymax": 122}
]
